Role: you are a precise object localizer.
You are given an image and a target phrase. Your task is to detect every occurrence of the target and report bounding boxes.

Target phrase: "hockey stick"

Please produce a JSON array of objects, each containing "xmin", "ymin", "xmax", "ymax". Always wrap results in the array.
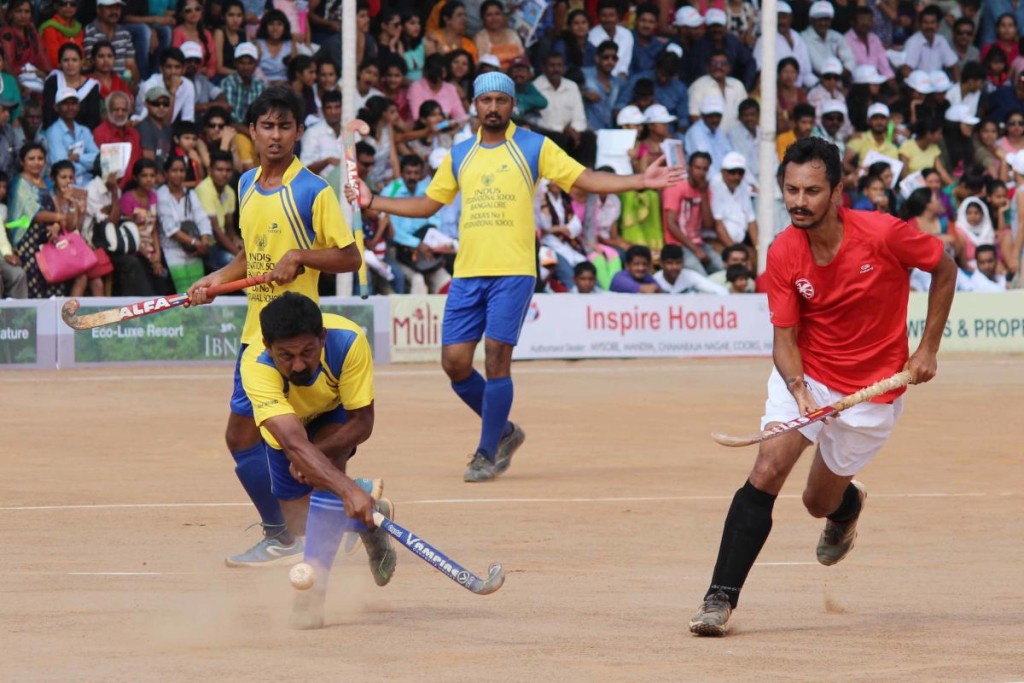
[
  {"xmin": 343, "ymin": 119, "xmax": 370, "ymax": 300},
  {"xmin": 373, "ymin": 511, "xmax": 506, "ymax": 595},
  {"xmin": 711, "ymin": 370, "xmax": 913, "ymax": 447},
  {"xmin": 60, "ymin": 274, "xmax": 270, "ymax": 331}
]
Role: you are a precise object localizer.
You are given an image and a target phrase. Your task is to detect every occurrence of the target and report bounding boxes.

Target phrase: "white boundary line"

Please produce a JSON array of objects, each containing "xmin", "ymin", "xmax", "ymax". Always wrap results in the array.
[{"xmin": 0, "ymin": 491, "xmax": 1013, "ymax": 512}]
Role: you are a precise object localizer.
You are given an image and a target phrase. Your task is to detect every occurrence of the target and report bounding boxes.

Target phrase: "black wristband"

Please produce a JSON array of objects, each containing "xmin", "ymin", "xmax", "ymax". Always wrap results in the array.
[{"xmin": 367, "ymin": 193, "xmax": 375, "ymax": 209}]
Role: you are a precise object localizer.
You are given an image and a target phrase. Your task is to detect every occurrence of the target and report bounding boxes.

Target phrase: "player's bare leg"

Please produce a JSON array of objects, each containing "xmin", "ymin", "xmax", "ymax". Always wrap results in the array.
[
  {"xmin": 443, "ymin": 340, "xmax": 525, "ymax": 482},
  {"xmin": 689, "ymin": 428, "xmax": 812, "ymax": 636},
  {"xmin": 804, "ymin": 449, "xmax": 865, "ymax": 566},
  {"xmin": 224, "ymin": 413, "xmax": 300, "ymax": 567}
]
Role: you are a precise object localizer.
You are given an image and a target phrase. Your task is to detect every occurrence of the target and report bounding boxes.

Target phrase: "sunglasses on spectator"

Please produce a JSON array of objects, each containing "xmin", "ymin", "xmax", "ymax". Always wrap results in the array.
[
  {"xmin": 724, "ymin": 168, "xmax": 745, "ymax": 176},
  {"xmin": 206, "ymin": 121, "xmax": 225, "ymax": 128},
  {"xmin": 823, "ymin": 114, "xmax": 843, "ymax": 121},
  {"xmin": 822, "ymin": 73, "xmax": 840, "ymax": 79},
  {"xmin": 710, "ymin": 60, "xmax": 729, "ymax": 67},
  {"xmin": 1008, "ymin": 119, "xmax": 1024, "ymax": 126},
  {"xmin": 150, "ymin": 99, "xmax": 171, "ymax": 107}
]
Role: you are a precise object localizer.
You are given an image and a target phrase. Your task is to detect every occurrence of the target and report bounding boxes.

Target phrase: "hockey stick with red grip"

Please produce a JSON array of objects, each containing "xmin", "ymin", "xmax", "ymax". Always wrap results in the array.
[
  {"xmin": 711, "ymin": 371, "xmax": 913, "ymax": 447},
  {"xmin": 61, "ymin": 274, "xmax": 271, "ymax": 331}
]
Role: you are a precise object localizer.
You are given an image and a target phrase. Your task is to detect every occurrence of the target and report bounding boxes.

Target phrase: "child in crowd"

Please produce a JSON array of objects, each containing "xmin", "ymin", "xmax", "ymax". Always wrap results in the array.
[
  {"xmin": 726, "ymin": 264, "xmax": 754, "ymax": 294},
  {"xmin": 609, "ymin": 245, "xmax": 659, "ymax": 293},
  {"xmin": 572, "ymin": 261, "xmax": 599, "ymax": 293}
]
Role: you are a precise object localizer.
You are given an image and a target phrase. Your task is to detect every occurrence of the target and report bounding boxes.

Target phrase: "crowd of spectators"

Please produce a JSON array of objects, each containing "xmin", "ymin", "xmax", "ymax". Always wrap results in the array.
[{"xmin": 0, "ymin": 0, "xmax": 1022, "ymax": 301}]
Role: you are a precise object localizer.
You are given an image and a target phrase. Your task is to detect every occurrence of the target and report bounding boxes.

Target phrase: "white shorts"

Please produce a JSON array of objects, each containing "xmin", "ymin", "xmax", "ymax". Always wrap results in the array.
[{"xmin": 761, "ymin": 368, "xmax": 904, "ymax": 476}]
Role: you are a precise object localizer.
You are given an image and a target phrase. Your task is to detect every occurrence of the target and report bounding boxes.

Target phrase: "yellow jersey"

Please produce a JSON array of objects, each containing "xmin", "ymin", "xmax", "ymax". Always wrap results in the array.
[
  {"xmin": 240, "ymin": 314, "xmax": 375, "ymax": 450},
  {"xmin": 426, "ymin": 121, "xmax": 585, "ymax": 278},
  {"xmin": 237, "ymin": 156, "xmax": 352, "ymax": 345}
]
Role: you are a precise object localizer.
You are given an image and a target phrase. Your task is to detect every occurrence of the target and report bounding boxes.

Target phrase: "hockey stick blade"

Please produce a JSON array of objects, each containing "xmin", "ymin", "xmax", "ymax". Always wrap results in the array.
[
  {"xmin": 711, "ymin": 370, "xmax": 913, "ymax": 447},
  {"xmin": 374, "ymin": 512, "xmax": 506, "ymax": 595},
  {"xmin": 61, "ymin": 274, "xmax": 270, "ymax": 331}
]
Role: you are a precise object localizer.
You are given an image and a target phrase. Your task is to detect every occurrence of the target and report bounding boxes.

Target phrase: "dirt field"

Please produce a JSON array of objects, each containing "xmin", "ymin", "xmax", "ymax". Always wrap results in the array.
[{"xmin": 2, "ymin": 356, "xmax": 1023, "ymax": 682}]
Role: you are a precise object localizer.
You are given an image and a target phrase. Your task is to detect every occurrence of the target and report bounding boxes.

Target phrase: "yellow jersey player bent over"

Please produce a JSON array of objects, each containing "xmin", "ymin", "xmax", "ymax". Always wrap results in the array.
[
  {"xmin": 189, "ymin": 87, "xmax": 368, "ymax": 566},
  {"xmin": 241, "ymin": 292, "xmax": 395, "ymax": 629}
]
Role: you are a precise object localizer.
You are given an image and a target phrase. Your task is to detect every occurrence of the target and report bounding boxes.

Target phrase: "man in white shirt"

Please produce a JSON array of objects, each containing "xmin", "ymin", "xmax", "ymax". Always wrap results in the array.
[
  {"xmin": 135, "ymin": 47, "xmax": 196, "ymax": 123},
  {"xmin": 710, "ymin": 151, "xmax": 757, "ymax": 248},
  {"xmin": 299, "ymin": 89, "xmax": 344, "ymax": 178},
  {"xmin": 902, "ymin": 5, "xmax": 959, "ymax": 80},
  {"xmin": 754, "ymin": 2, "xmax": 816, "ymax": 88},
  {"xmin": 965, "ymin": 245, "xmax": 1008, "ymax": 291},
  {"xmin": 655, "ymin": 243, "xmax": 728, "ymax": 294},
  {"xmin": 588, "ymin": 0, "xmax": 634, "ymax": 78},
  {"xmin": 534, "ymin": 52, "xmax": 594, "ymax": 164},
  {"xmin": 801, "ymin": 1, "xmax": 856, "ymax": 80},
  {"xmin": 726, "ymin": 99, "xmax": 759, "ymax": 184},
  {"xmin": 944, "ymin": 61, "xmax": 985, "ymax": 115},
  {"xmin": 688, "ymin": 50, "xmax": 748, "ymax": 131}
]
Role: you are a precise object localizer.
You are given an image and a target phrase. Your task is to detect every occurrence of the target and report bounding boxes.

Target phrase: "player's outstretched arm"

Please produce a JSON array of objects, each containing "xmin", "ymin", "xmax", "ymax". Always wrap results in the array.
[
  {"xmin": 188, "ymin": 249, "xmax": 247, "ymax": 305},
  {"xmin": 907, "ymin": 252, "xmax": 956, "ymax": 384},
  {"xmin": 263, "ymin": 413, "xmax": 376, "ymax": 528},
  {"xmin": 347, "ymin": 176, "xmax": 444, "ymax": 218},
  {"xmin": 572, "ymin": 155, "xmax": 686, "ymax": 194}
]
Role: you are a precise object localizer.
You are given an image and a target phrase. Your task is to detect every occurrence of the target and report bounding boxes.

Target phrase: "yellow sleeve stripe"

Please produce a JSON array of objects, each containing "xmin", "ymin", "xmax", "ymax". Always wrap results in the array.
[
  {"xmin": 456, "ymin": 142, "xmax": 481, "ymax": 187},
  {"xmin": 278, "ymin": 191, "xmax": 313, "ymax": 250},
  {"xmin": 506, "ymin": 141, "xmax": 537, "ymax": 192}
]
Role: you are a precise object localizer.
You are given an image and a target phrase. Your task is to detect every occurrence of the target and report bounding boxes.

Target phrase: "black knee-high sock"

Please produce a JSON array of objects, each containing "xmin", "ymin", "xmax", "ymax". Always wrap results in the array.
[
  {"xmin": 827, "ymin": 482, "xmax": 863, "ymax": 522},
  {"xmin": 705, "ymin": 481, "xmax": 777, "ymax": 609}
]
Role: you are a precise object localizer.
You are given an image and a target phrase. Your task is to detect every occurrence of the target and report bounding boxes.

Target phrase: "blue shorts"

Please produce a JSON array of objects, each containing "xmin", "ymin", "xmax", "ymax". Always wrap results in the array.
[
  {"xmin": 442, "ymin": 276, "xmax": 536, "ymax": 347},
  {"xmin": 266, "ymin": 405, "xmax": 349, "ymax": 500},
  {"xmin": 230, "ymin": 343, "xmax": 253, "ymax": 417}
]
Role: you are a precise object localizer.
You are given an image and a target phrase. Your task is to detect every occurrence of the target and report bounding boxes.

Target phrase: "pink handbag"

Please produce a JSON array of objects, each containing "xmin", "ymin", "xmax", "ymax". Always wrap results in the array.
[{"xmin": 37, "ymin": 230, "xmax": 98, "ymax": 284}]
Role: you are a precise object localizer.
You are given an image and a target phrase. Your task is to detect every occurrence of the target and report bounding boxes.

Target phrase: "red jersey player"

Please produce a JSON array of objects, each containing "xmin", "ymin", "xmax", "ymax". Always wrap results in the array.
[{"xmin": 688, "ymin": 137, "xmax": 957, "ymax": 637}]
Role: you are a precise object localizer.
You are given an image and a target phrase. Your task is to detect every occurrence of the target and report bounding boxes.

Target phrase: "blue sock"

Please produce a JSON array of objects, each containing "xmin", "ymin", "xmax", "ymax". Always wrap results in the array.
[
  {"xmin": 478, "ymin": 377, "xmax": 514, "ymax": 461},
  {"xmin": 231, "ymin": 442, "xmax": 286, "ymax": 534},
  {"xmin": 304, "ymin": 491, "xmax": 367, "ymax": 590},
  {"xmin": 451, "ymin": 369, "xmax": 486, "ymax": 416},
  {"xmin": 453, "ymin": 370, "xmax": 514, "ymax": 439}
]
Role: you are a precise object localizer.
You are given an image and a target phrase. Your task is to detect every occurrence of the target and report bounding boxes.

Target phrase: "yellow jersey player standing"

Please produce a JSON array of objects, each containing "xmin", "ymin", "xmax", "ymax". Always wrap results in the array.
[
  {"xmin": 188, "ymin": 87, "xmax": 369, "ymax": 566},
  {"xmin": 349, "ymin": 72, "xmax": 684, "ymax": 482},
  {"xmin": 241, "ymin": 292, "xmax": 396, "ymax": 629}
]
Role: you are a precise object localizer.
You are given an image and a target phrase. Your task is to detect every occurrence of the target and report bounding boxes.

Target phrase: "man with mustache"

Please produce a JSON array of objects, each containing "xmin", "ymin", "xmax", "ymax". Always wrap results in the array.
[
  {"xmin": 187, "ymin": 86, "xmax": 368, "ymax": 567},
  {"xmin": 240, "ymin": 291, "xmax": 396, "ymax": 629},
  {"xmin": 93, "ymin": 91, "xmax": 142, "ymax": 191},
  {"xmin": 688, "ymin": 136, "xmax": 957, "ymax": 637},
  {"xmin": 347, "ymin": 72, "xmax": 684, "ymax": 482}
]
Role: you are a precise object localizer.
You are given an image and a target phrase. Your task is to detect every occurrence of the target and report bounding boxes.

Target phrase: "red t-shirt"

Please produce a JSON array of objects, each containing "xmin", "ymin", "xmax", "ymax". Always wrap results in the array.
[
  {"xmin": 661, "ymin": 179, "xmax": 709, "ymax": 247},
  {"xmin": 765, "ymin": 207, "xmax": 943, "ymax": 401}
]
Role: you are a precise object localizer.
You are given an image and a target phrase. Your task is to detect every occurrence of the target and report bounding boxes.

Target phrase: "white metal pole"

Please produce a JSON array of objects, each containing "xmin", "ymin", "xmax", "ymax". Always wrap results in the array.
[
  {"xmin": 756, "ymin": 0, "xmax": 778, "ymax": 275},
  {"xmin": 337, "ymin": 0, "xmax": 358, "ymax": 296}
]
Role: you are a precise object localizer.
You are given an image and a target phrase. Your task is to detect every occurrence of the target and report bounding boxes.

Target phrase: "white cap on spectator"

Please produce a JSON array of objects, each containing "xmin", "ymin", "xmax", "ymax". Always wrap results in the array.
[
  {"xmin": 853, "ymin": 64, "xmax": 887, "ymax": 85},
  {"xmin": 97, "ymin": 0, "xmax": 125, "ymax": 5},
  {"xmin": 705, "ymin": 9, "xmax": 727, "ymax": 26},
  {"xmin": 180, "ymin": 41, "xmax": 203, "ymax": 60},
  {"xmin": 945, "ymin": 104, "xmax": 980, "ymax": 125},
  {"xmin": 866, "ymin": 102, "xmax": 890, "ymax": 119},
  {"xmin": 478, "ymin": 53, "xmax": 500, "ymax": 69},
  {"xmin": 1007, "ymin": 150, "xmax": 1024, "ymax": 176},
  {"xmin": 821, "ymin": 57, "xmax": 843, "ymax": 76},
  {"xmin": 809, "ymin": 1, "xmax": 834, "ymax": 19},
  {"xmin": 928, "ymin": 70, "xmax": 952, "ymax": 93},
  {"xmin": 665, "ymin": 43, "xmax": 683, "ymax": 58},
  {"xmin": 644, "ymin": 104, "xmax": 677, "ymax": 123},
  {"xmin": 55, "ymin": 87, "xmax": 79, "ymax": 104},
  {"xmin": 616, "ymin": 105, "xmax": 646, "ymax": 126},
  {"xmin": 821, "ymin": 100, "xmax": 848, "ymax": 117},
  {"xmin": 700, "ymin": 96, "xmax": 725, "ymax": 116},
  {"xmin": 674, "ymin": 6, "xmax": 703, "ymax": 28},
  {"xmin": 777, "ymin": 2, "xmax": 793, "ymax": 14},
  {"xmin": 234, "ymin": 42, "xmax": 259, "ymax": 61},
  {"xmin": 721, "ymin": 152, "xmax": 746, "ymax": 171},
  {"xmin": 428, "ymin": 147, "xmax": 449, "ymax": 170},
  {"xmin": 905, "ymin": 70, "xmax": 933, "ymax": 93}
]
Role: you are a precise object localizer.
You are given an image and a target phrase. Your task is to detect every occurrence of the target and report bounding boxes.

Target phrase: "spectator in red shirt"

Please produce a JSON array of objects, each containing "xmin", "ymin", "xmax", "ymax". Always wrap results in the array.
[
  {"xmin": 662, "ymin": 151, "xmax": 721, "ymax": 275},
  {"xmin": 0, "ymin": 0, "xmax": 51, "ymax": 76},
  {"xmin": 688, "ymin": 136, "xmax": 957, "ymax": 638},
  {"xmin": 39, "ymin": 0, "xmax": 84, "ymax": 69},
  {"xmin": 93, "ymin": 91, "xmax": 143, "ymax": 191}
]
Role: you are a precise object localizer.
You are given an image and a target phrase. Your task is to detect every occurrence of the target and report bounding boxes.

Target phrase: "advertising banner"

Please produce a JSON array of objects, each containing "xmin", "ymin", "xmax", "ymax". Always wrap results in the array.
[
  {"xmin": 0, "ymin": 300, "xmax": 58, "ymax": 368},
  {"xmin": 513, "ymin": 294, "xmax": 774, "ymax": 360},
  {"xmin": 389, "ymin": 295, "xmax": 447, "ymax": 363},
  {"xmin": 59, "ymin": 297, "xmax": 379, "ymax": 366},
  {"xmin": 906, "ymin": 291, "xmax": 1024, "ymax": 352}
]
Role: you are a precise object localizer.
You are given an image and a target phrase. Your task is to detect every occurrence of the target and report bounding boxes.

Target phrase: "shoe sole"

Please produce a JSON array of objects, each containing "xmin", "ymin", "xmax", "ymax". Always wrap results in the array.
[
  {"xmin": 689, "ymin": 621, "xmax": 729, "ymax": 637},
  {"xmin": 367, "ymin": 497, "xmax": 397, "ymax": 587},
  {"xmin": 817, "ymin": 481, "xmax": 867, "ymax": 566},
  {"xmin": 224, "ymin": 550, "xmax": 304, "ymax": 568}
]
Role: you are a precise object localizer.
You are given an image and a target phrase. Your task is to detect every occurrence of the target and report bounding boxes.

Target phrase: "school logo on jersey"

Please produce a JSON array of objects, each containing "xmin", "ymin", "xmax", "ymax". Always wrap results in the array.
[
  {"xmin": 255, "ymin": 233, "xmax": 268, "ymax": 252},
  {"xmin": 268, "ymin": 222, "xmax": 281, "ymax": 234},
  {"xmin": 482, "ymin": 173, "xmax": 495, "ymax": 186},
  {"xmin": 795, "ymin": 278, "xmax": 815, "ymax": 300}
]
